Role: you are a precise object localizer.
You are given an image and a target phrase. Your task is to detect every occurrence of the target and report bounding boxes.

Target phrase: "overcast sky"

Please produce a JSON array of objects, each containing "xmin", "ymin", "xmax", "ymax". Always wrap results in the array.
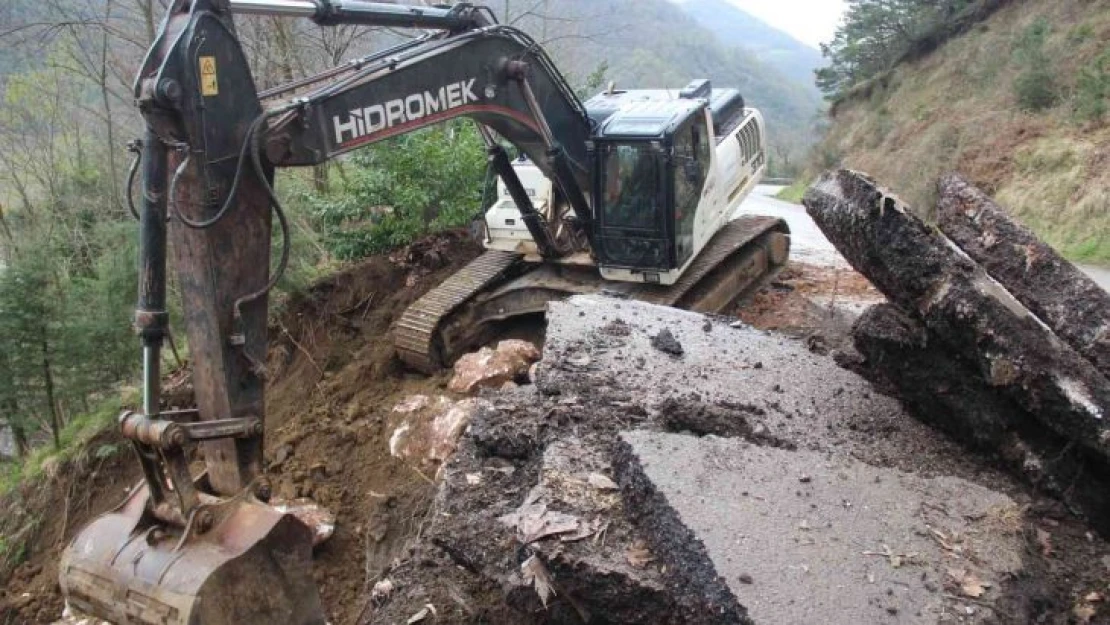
[{"xmin": 726, "ymin": 0, "xmax": 848, "ymax": 48}]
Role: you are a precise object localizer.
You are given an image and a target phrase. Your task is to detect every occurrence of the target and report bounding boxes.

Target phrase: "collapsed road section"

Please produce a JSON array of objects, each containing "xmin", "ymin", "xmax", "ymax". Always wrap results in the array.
[
  {"xmin": 364, "ymin": 293, "xmax": 1109, "ymax": 624},
  {"xmin": 804, "ymin": 170, "xmax": 1110, "ymax": 535}
]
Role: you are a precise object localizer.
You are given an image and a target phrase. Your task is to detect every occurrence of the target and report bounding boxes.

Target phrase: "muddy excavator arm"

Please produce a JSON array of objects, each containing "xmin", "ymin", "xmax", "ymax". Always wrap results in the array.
[{"xmin": 60, "ymin": 2, "xmax": 602, "ymax": 624}]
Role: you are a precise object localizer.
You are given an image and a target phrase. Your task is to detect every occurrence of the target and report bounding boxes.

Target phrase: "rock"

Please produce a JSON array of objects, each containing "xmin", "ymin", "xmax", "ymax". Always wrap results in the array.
[
  {"xmin": 273, "ymin": 443, "xmax": 293, "ymax": 467},
  {"xmin": 390, "ymin": 395, "xmax": 491, "ymax": 463},
  {"xmin": 52, "ymin": 604, "xmax": 113, "ymax": 625},
  {"xmin": 271, "ymin": 498, "xmax": 337, "ymax": 547},
  {"xmin": 650, "ymin": 328, "xmax": 684, "ymax": 357},
  {"xmin": 448, "ymin": 340, "xmax": 542, "ymax": 394}
]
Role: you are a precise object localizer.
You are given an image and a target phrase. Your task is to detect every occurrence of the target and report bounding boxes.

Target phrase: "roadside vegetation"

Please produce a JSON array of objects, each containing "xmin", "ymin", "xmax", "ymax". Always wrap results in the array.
[
  {"xmin": 802, "ymin": 0, "xmax": 1110, "ymax": 264},
  {"xmin": 0, "ymin": 2, "xmax": 494, "ymax": 507}
]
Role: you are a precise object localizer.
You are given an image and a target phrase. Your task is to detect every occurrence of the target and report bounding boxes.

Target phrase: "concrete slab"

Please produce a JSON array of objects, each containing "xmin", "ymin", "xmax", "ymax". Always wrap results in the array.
[
  {"xmin": 537, "ymin": 295, "xmax": 1033, "ymax": 623},
  {"xmin": 622, "ymin": 431, "xmax": 1023, "ymax": 624},
  {"xmin": 541, "ymin": 295, "xmax": 999, "ymax": 480}
]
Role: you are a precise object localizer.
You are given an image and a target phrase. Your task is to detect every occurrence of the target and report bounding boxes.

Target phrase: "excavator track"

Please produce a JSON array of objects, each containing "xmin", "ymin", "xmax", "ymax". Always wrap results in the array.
[
  {"xmin": 393, "ymin": 216, "xmax": 789, "ymax": 372},
  {"xmin": 395, "ymin": 250, "xmax": 521, "ymax": 373},
  {"xmin": 639, "ymin": 215, "xmax": 789, "ymax": 309}
]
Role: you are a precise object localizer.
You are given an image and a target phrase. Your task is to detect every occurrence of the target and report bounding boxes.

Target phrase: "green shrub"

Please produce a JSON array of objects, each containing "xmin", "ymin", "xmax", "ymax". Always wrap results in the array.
[
  {"xmin": 1073, "ymin": 51, "xmax": 1110, "ymax": 123},
  {"xmin": 775, "ymin": 180, "xmax": 808, "ymax": 204},
  {"xmin": 302, "ymin": 122, "xmax": 489, "ymax": 260},
  {"xmin": 1067, "ymin": 23, "xmax": 1095, "ymax": 45},
  {"xmin": 1013, "ymin": 19, "xmax": 1060, "ymax": 112}
]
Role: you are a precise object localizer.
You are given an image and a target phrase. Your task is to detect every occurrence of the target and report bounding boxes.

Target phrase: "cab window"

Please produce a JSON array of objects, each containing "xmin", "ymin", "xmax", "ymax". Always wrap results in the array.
[{"xmin": 601, "ymin": 144, "xmax": 659, "ymax": 230}]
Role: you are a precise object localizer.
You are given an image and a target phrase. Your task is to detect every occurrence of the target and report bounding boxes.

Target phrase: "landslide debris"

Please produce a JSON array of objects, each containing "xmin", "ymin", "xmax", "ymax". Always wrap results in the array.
[
  {"xmin": 804, "ymin": 170, "xmax": 1110, "ymax": 535},
  {"xmin": 0, "ymin": 231, "xmax": 484, "ymax": 625}
]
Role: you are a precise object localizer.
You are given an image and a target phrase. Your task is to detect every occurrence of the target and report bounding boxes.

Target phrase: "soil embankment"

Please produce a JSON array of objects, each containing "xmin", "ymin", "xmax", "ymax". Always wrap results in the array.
[{"xmin": 0, "ymin": 232, "xmax": 483, "ymax": 625}]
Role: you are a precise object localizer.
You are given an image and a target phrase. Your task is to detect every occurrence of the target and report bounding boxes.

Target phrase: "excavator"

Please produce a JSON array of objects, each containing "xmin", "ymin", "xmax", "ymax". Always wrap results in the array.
[{"xmin": 59, "ymin": 1, "xmax": 790, "ymax": 623}]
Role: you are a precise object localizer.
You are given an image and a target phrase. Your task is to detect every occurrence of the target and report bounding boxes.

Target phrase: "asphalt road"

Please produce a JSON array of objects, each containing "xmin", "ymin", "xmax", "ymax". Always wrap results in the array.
[
  {"xmin": 1081, "ymin": 264, "xmax": 1110, "ymax": 293},
  {"xmin": 738, "ymin": 185, "xmax": 1109, "ymax": 294},
  {"xmin": 734, "ymin": 185, "xmax": 847, "ymax": 268}
]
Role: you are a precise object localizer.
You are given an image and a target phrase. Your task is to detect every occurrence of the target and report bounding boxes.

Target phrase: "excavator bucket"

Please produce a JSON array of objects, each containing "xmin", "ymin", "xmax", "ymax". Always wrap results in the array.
[{"xmin": 59, "ymin": 484, "xmax": 326, "ymax": 625}]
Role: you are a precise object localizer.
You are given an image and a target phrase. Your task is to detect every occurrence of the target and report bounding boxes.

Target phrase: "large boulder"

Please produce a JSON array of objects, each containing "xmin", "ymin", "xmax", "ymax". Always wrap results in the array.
[
  {"xmin": 448, "ymin": 340, "xmax": 541, "ymax": 394},
  {"xmin": 389, "ymin": 395, "xmax": 490, "ymax": 464}
]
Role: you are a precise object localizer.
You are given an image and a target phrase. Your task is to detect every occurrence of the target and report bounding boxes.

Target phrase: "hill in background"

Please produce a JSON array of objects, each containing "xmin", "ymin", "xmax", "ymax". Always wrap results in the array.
[
  {"xmin": 811, "ymin": 0, "xmax": 1109, "ymax": 263},
  {"xmin": 526, "ymin": 0, "xmax": 823, "ymax": 165},
  {"xmin": 671, "ymin": 0, "xmax": 826, "ymax": 94}
]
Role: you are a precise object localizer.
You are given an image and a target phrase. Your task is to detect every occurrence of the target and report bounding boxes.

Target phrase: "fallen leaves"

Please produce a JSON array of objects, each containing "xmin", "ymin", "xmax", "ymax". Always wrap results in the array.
[
  {"xmin": 926, "ymin": 525, "xmax": 964, "ymax": 555},
  {"xmin": 406, "ymin": 603, "xmax": 437, "ymax": 624},
  {"xmin": 521, "ymin": 555, "xmax": 557, "ymax": 607},
  {"xmin": 498, "ymin": 504, "xmax": 608, "ymax": 544},
  {"xmin": 947, "ymin": 569, "xmax": 991, "ymax": 599},
  {"xmin": 958, "ymin": 573, "xmax": 985, "ymax": 598},
  {"xmin": 626, "ymin": 540, "xmax": 655, "ymax": 568}
]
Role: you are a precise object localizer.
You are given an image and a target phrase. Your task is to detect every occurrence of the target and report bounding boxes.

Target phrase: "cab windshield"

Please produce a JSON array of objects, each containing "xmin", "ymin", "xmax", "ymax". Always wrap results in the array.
[{"xmin": 601, "ymin": 144, "xmax": 658, "ymax": 230}]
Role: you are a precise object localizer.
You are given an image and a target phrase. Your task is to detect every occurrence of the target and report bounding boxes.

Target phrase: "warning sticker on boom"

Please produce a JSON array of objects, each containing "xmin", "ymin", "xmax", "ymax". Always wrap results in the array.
[{"xmin": 200, "ymin": 56, "xmax": 218, "ymax": 97}]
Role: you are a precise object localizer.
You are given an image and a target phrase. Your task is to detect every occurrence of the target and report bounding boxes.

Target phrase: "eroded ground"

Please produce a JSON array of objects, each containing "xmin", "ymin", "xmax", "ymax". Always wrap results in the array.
[{"xmin": 2, "ymin": 246, "xmax": 1107, "ymax": 624}]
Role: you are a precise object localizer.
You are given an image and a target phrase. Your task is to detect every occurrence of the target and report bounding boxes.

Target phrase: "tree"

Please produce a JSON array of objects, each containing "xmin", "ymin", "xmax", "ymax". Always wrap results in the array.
[{"xmin": 817, "ymin": 0, "xmax": 985, "ymax": 98}]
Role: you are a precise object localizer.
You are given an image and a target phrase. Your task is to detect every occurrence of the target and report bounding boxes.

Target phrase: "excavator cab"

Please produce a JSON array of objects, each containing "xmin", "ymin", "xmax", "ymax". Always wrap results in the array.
[{"xmin": 591, "ymin": 96, "xmax": 713, "ymax": 278}]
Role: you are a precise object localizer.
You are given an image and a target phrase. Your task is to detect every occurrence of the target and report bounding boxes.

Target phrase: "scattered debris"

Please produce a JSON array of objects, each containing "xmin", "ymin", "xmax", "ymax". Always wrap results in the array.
[
  {"xmin": 405, "ymin": 603, "xmax": 438, "ymax": 624},
  {"xmin": 1036, "ymin": 528, "xmax": 1054, "ymax": 557},
  {"xmin": 1074, "ymin": 602, "xmax": 1099, "ymax": 624},
  {"xmin": 862, "ymin": 544, "xmax": 919, "ymax": 569},
  {"xmin": 448, "ymin": 340, "xmax": 541, "ymax": 394},
  {"xmin": 520, "ymin": 555, "xmax": 557, "ymax": 607},
  {"xmin": 587, "ymin": 473, "xmax": 619, "ymax": 491},
  {"xmin": 650, "ymin": 328, "xmax": 684, "ymax": 357},
  {"xmin": 625, "ymin": 540, "xmax": 655, "ymax": 569},
  {"xmin": 371, "ymin": 578, "xmax": 395, "ymax": 603}
]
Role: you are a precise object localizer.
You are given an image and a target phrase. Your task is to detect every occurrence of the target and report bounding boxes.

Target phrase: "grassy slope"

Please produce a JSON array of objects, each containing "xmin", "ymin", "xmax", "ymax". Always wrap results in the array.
[{"xmin": 815, "ymin": 0, "xmax": 1110, "ymax": 264}]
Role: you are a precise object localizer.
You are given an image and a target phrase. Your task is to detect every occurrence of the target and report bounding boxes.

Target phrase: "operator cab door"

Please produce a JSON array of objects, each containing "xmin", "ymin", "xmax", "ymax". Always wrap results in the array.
[
  {"xmin": 594, "ymin": 142, "xmax": 671, "ymax": 273},
  {"xmin": 671, "ymin": 111, "xmax": 712, "ymax": 268}
]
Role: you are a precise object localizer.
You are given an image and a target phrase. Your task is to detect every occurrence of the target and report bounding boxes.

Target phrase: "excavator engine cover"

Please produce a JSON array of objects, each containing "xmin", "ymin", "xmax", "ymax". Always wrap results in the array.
[{"xmin": 59, "ymin": 484, "xmax": 326, "ymax": 625}]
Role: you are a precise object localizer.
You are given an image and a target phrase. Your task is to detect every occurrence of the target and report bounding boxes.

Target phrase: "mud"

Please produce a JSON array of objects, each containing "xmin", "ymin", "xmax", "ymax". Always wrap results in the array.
[{"xmin": 0, "ymin": 231, "xmax": 482, "ymax": 625}]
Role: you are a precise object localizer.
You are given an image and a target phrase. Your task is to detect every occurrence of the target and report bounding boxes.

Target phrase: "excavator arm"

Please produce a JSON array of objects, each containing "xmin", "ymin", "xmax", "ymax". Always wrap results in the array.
[{"xmin": 60, "ymin": 2, "xmax": 600, "ymax": 624}]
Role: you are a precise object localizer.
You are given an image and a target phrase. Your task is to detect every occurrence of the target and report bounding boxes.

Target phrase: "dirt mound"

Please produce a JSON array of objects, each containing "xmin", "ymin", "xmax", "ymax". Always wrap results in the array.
[
  {"xmin": 0, "ymin": 231, "xmax": 482, "ymax": 625},
  {"xmin": 0, "ymin": 430, "xmax": 139, "ymax": 624}
]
